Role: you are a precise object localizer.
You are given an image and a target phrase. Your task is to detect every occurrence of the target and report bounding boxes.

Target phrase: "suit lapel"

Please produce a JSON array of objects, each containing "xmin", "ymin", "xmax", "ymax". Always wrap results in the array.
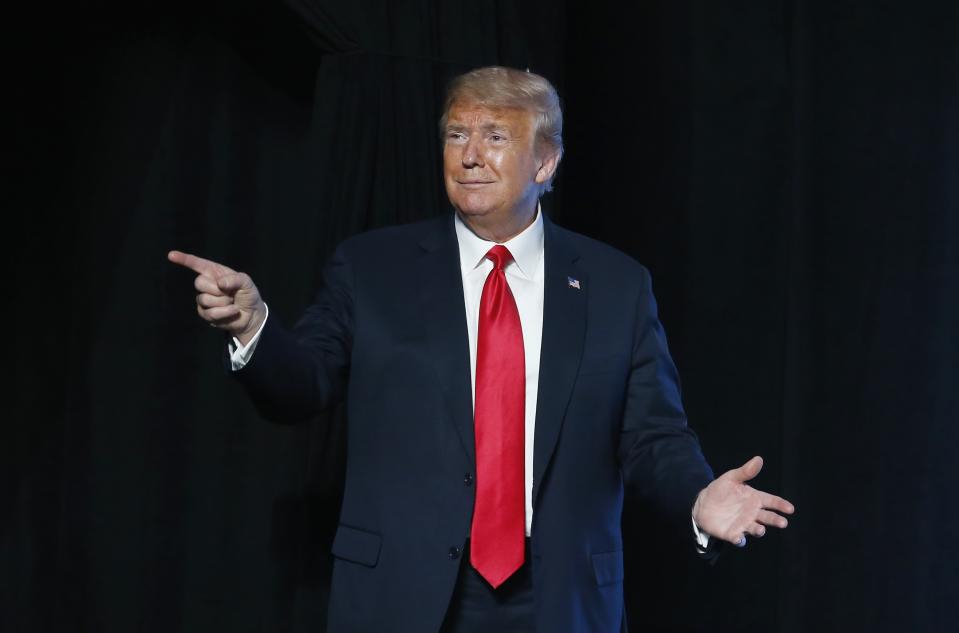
[
  {"xmin": 416, "ymin": 215, "xmax": 475, "ymax": 465},
  {"xmin": 532, "ymin": 217, "xmax": 587, "ymax": 509},
  {"xmin": 413, "ymin": 213, "xmax": 587, "ymax": 489}
]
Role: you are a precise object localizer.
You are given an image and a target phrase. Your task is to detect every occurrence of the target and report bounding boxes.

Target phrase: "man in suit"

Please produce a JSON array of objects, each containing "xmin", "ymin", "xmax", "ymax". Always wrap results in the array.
[{"xmin": 169, "ymin": 66, "xmax": 794, "ymax": 632}]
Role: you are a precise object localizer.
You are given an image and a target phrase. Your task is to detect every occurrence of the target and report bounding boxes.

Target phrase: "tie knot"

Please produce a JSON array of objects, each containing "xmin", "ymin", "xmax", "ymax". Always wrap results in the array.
[{"xmin": 485, "ymin": 245, "xmax": 514, "ymax": 271}]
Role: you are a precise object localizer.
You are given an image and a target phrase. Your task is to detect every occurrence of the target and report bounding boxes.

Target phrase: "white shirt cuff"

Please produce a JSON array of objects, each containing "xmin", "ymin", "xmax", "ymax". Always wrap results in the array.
[
  {"xmin": 693, "ymin": 515, "xmax": 711, "ymax": 552},
  {"xmin": 228, "ymin": 303, "xmax": 269, "ymax": 371}
]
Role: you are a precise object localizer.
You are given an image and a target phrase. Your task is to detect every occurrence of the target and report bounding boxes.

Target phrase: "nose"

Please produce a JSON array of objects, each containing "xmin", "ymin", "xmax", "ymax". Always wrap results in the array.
[{"xmin": 462, "ymin": 136, "xmax": 485, "ymax": 168}]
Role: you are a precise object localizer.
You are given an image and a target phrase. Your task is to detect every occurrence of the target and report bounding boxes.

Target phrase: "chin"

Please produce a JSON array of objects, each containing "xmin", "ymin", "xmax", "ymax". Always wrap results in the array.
[{"xmin": 450, "ymin": 196, "xmax": 497, "ymax": 218}]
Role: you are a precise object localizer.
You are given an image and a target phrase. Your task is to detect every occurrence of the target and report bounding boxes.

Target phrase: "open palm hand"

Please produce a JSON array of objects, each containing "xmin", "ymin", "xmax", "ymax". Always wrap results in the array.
[{"xmin": 692, "ymin": 456, "xmax": 795, "ymax": 547}]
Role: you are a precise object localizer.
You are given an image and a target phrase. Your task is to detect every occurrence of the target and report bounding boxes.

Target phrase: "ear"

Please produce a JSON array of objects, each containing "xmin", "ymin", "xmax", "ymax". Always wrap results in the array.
[{"xmin": 534, "ymin": 147, "xmax": 561, "ymax": 185}]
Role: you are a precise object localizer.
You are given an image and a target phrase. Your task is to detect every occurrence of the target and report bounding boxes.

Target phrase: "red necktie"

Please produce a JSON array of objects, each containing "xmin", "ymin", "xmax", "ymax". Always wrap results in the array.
[{"xmin": 470, "ymin": 244, "xmax": 526, "ymax": 588}]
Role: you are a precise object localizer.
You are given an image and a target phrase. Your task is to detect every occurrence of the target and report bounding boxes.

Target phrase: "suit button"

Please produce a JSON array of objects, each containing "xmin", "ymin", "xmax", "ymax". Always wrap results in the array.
[
  {"xmin": 463, "ymin": 473, "xmax": 473, "ymax": 486},
  {"xmin": 448, "ymin": 546, "xmax": 461, "ymax": 560}
]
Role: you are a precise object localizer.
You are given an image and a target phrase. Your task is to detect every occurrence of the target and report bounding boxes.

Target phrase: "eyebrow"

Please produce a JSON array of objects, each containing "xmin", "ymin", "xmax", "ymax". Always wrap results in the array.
[{"xmin": 445, "ymin": 122, "xmax": 513, "ymax": 134}]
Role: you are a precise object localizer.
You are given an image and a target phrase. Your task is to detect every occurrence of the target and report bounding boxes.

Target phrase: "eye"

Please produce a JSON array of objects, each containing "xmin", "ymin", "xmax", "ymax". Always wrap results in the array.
[
  {"xmin": 490, "ymin": 134, "xmax": 506, "ymax": 143},
  {"xmin": 447, "ymin": 131, "xmax": 467, "ymax": 143}
]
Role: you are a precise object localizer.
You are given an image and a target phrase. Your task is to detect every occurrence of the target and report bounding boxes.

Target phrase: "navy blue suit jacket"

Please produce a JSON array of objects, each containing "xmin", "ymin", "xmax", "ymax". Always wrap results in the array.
[{"xmin": 234, "ymin": 212, "xmax": 714, "ymax": 632}]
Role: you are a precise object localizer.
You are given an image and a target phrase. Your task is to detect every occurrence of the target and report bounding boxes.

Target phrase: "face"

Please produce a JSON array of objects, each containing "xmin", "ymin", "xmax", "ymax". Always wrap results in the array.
[{"xmin": 443, "ymin": 102, "xmax": 556, "ymax": 233}]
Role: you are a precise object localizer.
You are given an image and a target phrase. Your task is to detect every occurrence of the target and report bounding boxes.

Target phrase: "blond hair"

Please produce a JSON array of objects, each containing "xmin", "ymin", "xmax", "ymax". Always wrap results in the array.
[{"xmin": 439, "ymin": 66, "xmax": 564, "ymax": 192}]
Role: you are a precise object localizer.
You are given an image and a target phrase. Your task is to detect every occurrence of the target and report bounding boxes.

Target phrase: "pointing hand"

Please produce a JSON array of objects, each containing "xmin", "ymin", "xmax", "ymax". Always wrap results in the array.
[{"xmin": 168, "ymin": 250, "xmax": 266, "ymax": 345}]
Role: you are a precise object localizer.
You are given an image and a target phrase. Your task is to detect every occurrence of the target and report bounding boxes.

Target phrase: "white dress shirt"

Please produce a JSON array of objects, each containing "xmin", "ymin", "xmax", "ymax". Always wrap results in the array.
[
  {"xmin": 454, "ymin": 207, "xmax": 544, "ymax": 536},
  {"xmin": 229, "ymin": 207, "xmax": 710, "ymax": 547}
]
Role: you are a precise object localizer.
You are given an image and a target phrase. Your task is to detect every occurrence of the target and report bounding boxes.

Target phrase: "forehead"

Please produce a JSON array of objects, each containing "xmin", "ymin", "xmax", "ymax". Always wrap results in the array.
[{"xmin": 446, "ymin": 101, "xmax": 534, "ymax": 131}]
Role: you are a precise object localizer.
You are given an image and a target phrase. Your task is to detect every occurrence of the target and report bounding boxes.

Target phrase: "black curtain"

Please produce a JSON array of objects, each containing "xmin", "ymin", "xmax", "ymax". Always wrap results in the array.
[{"xmin": 10, "ymin": 1, "xmax": 958, "ymax": 631}]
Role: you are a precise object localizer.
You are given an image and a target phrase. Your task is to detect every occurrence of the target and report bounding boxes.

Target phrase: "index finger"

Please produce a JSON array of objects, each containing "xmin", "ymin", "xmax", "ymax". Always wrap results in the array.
[
  {"xmin": 759, "ymin": 492, "xmax": 795, "ymax": 515},
  {"xmin": 168, "ymin": 250, "xmax": 236, "ymax": 277}
]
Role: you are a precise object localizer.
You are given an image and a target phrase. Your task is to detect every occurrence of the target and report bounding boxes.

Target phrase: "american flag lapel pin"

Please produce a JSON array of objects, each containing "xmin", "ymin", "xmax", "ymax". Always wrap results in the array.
[{"xmin": 567, "ymin": 276, "xmax": 581, "ymax": 290}]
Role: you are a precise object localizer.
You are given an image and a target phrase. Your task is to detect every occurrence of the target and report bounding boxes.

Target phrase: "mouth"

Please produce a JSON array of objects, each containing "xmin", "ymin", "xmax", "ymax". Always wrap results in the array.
[{"xmin": 457, "ymin": 180, "xmax": 494, "ymax": 189}]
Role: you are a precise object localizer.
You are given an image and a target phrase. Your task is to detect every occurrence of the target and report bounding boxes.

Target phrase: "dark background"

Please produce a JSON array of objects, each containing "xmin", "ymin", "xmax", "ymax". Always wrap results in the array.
[{"xmin": 8, "ymin": 0, "xmax": 958, "ymax": 631}]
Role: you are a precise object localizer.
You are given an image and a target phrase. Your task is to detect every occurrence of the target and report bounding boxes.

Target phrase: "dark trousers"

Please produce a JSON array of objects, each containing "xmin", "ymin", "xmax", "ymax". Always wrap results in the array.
[{"xmin": 439, "ymin": 539, "xmax": 535, "ymax": 633}]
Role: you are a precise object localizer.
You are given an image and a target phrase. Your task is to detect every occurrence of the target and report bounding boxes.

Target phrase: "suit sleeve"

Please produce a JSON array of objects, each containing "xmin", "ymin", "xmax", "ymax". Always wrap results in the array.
[
  {"xmin": 617, "ymin": 266, "xmax": 714, "ymax": 530},
  {"xmin": 230, "ymin": 244, "xmax": 354, "ymax": 423}
]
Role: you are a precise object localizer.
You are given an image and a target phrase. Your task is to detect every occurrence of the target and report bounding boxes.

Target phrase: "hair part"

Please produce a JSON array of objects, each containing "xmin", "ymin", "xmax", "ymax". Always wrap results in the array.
[{"xmin": 439, "ymin": 66, "xmax": 564, "ymax": 193}]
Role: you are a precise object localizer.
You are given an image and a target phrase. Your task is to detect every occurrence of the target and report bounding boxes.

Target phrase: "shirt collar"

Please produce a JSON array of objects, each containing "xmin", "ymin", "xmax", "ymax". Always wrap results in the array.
[{"xmin": 453, "ymin": 202, "xmax": 544, "ymax": 280}]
